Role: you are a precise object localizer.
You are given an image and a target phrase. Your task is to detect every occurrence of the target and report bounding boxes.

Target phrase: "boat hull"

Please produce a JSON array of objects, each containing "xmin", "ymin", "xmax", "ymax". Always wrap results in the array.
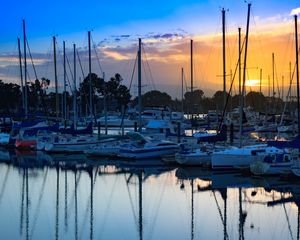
[
  {"xmin": 118, "ymin": 146, "xmax": 179, "ymax": 159},
  {"xmin": 175, "ymin": 151, "xmax": 211, "ymax": 166}
]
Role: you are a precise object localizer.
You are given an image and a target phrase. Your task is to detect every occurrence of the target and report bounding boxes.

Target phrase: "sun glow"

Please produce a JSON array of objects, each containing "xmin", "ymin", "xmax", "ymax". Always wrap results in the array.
[{"xmin": 246, "ymin": 79, "xmax": 261, "ymax": 87}]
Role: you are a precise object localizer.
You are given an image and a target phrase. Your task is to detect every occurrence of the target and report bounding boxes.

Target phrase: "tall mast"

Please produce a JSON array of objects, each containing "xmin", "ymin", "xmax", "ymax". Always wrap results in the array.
[
  {"xmin": 18, "ymin": 37, "xmax": 25, "ymax": 111},
  {"xmin": 295, "ymin": 15, "xmax": 300, "ymax": 134},
  {"xmin": 88, "ymin": 31, "xmax": 93, "ymax": 117},
  {"xmin": 290, "ymin": 62, "xmax": 292, "ymax": 107},
  {"xmin": 238, "ymin": 27, "xmax": 242, "ymax": 148},
  {"xmin": 181, "ymin": 67, "xmax": 184, "ymax": 113},
  {"xmin": 23, "ymin": 20, "xmax": 28, "ymax": 118},
  {"xmin": 73, "ymin": 43, "xmax": 77, "ymax": 129},
  {"xmin": 63, "ymin": 41, "xmax": 67, "ymax": 121},
  {"xmin": 272, "ymin": 52, "xmax": 275, "ymax": 112},
  {"xmin": 190, "ymin": 39, "xmax": 193, "ymax": 117},
  {"xmin": 240, "ymin": 3, "xmax": 251, "ymax": 147},
  {"xmin": 53, "ymin": 36, "xmax": 59, "ymax": 120},
  {"xmin": 222, "ymin": 8, "xmax": 226, "ymax": 109},
  {"xmin": 238, "ymin": 27, "xmax": 241, "ymax": 97},
  {"xmin": 138, "ymin": 38, "xmax": 142, "ymax": 132}
]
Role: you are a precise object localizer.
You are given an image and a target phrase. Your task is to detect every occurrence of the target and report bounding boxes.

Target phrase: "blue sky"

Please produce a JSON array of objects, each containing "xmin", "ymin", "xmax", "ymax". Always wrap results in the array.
[{"xmin": 1, "ymin": 0, "xmax": 299, "ymax": 50}]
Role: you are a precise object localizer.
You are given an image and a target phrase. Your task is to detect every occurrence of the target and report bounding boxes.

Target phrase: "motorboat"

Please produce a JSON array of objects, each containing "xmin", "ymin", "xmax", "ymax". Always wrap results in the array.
[{"xmin": 118, "ymin": 132, "xmax": 179, "ymax": 159}]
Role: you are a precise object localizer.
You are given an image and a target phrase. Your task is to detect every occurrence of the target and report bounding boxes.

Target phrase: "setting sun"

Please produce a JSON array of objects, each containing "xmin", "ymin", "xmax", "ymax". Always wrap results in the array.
[{"xmin": 246, "ymin": 79, "xmax": 261, "ymax": 87}]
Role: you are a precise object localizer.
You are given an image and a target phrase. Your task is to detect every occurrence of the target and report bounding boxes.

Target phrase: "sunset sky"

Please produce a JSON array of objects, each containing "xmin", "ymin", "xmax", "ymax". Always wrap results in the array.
[{"xmin": 0, "ymin": 0, "xmax": 300, "ymax": 98}]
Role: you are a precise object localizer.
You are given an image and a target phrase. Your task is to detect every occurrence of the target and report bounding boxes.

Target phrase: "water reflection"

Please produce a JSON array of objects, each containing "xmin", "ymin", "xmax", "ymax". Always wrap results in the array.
[{"xmin": 1, "ymin": 149, "xmax": 300, "ymax": 239}]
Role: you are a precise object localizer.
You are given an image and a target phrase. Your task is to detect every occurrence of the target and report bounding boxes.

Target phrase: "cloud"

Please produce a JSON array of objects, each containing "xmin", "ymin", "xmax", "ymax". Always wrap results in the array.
[
  {"xmin": 0, "ymin": 53, "xmax": 50, "ymax": 66},
  {"xmin": 290, "ymin": 7, "xmax": 300, "ymax": 16}
]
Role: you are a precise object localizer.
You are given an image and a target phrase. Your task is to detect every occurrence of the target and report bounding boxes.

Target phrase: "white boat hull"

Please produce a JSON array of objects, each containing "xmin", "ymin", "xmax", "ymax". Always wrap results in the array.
[
  {"xmin": 175, "ymin": 150, "xmax": 211, "ymax": 166},
  {"xmin": 118, "ymin": 146, "xmax": 179, "ymax": 159},
  {"xmin": 212, "ymin": 153, "xmax": 262, "ymax": 170},
  {"xmin": 45, "ymin": 141, "xmax": 102, "ymax": 153}
]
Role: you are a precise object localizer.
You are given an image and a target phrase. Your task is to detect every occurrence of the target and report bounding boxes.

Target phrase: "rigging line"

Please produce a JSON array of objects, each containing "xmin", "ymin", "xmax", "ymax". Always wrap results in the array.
[
  {"xmin": 250, "ymin": 8, "xmax": 268, "ymax": 72},
  {"xmin": 26, "ymin": 38, "xmax": 38, "ymax": 80},
  {"xmin": 274, "ymin": 60, "xmax": 282, "ymax": 113},
  {"xmin": 129, "ymin": 52, "xmax": 138, "ymax": 91},
  {"xmin": 202, "ymin": 13, "xmax": 223, "ymax": 83},
  {"xmin": 76, "ymin": 49, "xmax": 93, "ymax": 115},
  {"xmin": 97, "ymin": 175, "xmax": 119, "ymax": 239},
  {"xmin": 67, "ymin": 172, "xmax": 82, "ymax": 220},
  {"xmin": 20, "ymin": 169, "xmax": 25, "ymax": 235},
  {"xmin": 79, "ymin": 168, "xmax": 97, "ymax": 239},
  {"xmin": 282, "ymin": 202, "xmax": 294, "ymax": 240},
  {"xmin": 146, "ymin": 174, "xmax": 169, "ymax": 240},
  {"xmin": 65, "ymin": 54, "xmax": 75, "ymax": 93},
  {"xmin": 142, "ymin": 44, "xmax": 156, "ymax": 90},
  {"xmin": 91, "ymin": 34, "xmax": 103, "ymax": 75},
  {"xmin": 142, "ymin": 59, "xmax": 150, "ymax": 92},
  {"xmin": 30, "ymin": 168, "xmax": 49, "ymax": 239},
  {"xmin": 0, "ymin": 165, "xmax": 10, "ymax": 206},
  {"xmin": 183, "ymin": 70, "xmax": 188, "ymax": 92},
  {"xmin": 225, "ymin": 25, "xmax": 234, "ymax": 77},
  {"xmin": 76, "ymin": 50, "xmax": 85, "ymax": 79},
  {"xmin": 218, "ymin": 36, "xmax": 246, "ymax": 131}
]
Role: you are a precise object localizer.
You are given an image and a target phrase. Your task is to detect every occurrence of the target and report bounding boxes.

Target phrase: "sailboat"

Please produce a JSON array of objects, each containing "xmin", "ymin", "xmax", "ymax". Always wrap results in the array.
[{"xmin": 211, "ymin": 4, "xmax": 285, "ymax": 170}]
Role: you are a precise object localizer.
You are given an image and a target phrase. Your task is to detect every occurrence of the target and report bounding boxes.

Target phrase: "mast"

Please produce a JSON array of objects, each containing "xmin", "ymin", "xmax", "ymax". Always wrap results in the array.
[
  {"xmin": 63, "ymin": 41, "xmax": 67, "ymax": 121},
  {"xmin": 222, "ymin": 8, "xmax": 226, "ymax": 109},
  {"xmin": 295, "ymin": 15, "xmax": 300, "ymax": 134},
  {"xmin": 238, "ymin": 28, "xmax": 241, "ymax": 97},
  {"xmin": 138, "ymin": 38, "xmax": 142, "ymax": 132},
  {"xmin": 23, "ymin": 20, "xmax": 28, "ymax": 118},
  {"xmin": 238, "ymin": 27, "xmax": 242, "ymax": 148},
  {"xmin": 272, "ymin": 53, "xmax": 275, "ymax": 112},
  {"xmin": 240, "ymin": 3, "xmax": 251, "ymax": 147},
  {"xmin": 181, "ymin": 67, "xmax": 184, "ymax": 113},
  {"xmin": 88, "ymin": 31, "xmax": 93, "ymax": 117},
  {"xmin": 73, "ymin": 43, "xmax": 77, "ymax": 129},
  {"xmin": 18, "ymin": 37, "xmax": 25, "ymax": 111},
  {"xmin": 53, "ymin": 36, "xmax": 59, "ymax": 120},
  {"xmin": 190, "ymin": 39, "xmax": 194, "ymax": 118}
]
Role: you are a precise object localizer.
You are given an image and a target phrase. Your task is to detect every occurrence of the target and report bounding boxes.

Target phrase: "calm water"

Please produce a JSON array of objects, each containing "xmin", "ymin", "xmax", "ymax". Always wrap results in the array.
[{"xmin": 0, "ymin": 149, "xmax": 300, "ymax": 240}]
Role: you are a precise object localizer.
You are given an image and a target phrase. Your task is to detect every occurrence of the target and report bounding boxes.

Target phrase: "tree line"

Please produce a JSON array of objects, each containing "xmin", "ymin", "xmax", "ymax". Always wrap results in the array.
[{"xmin": 0, "ymin": 74, "xmax": 295, "ymax": 116}]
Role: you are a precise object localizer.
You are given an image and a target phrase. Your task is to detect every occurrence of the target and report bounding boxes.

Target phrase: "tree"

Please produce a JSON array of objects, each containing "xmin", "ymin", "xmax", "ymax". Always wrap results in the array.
[
  {"xmin": 28, "ymin": 78, "xmax": 50, "ymax": 112},
  {"xmin": 0, "ymin": 80, "xmax": 21, "ymax": 113},
  {"xmin": 213, "ymin": 91, "xmax": 231, "ymax": 111},
  {"xmin": 184, "ymin": 89, "xmax": 205, "ymax": 113},
  {"xmin": 79, "ymin": 73, "xmax": 131, "ymax": 113},
  {"xmin": 141, "ymin": 90, "xmax": 172, "ymax": 108},
  {"xmin": 105, "ymin": 73, "xmax": 131, "ymax": 110}
]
